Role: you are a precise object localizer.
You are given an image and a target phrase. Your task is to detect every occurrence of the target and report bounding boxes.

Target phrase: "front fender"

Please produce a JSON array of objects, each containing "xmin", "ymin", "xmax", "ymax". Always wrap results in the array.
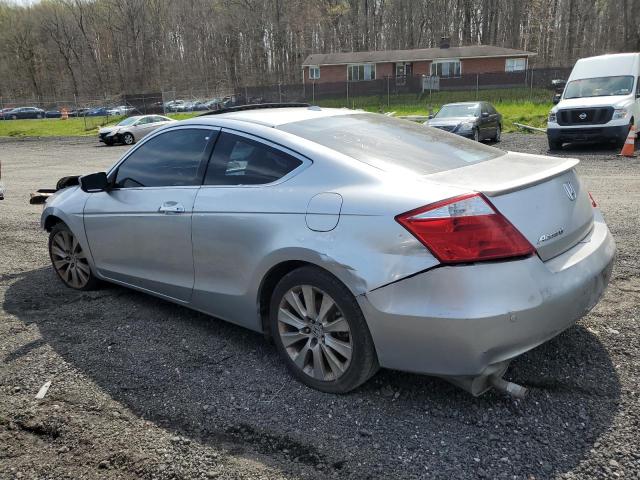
[{"xmin": 41, "ymin": 187, "xmax": 96, "ymax": 270}]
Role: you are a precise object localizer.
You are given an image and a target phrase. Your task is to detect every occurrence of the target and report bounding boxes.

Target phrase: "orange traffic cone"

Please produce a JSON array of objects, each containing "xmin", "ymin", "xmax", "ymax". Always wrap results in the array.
[
  {"xmin": 61, "ymin": 108, "xmax": 68, "ymax": 120},
  {"xmin": 618, "ymin": 124, "xmax": 636, "ymax": 157}
]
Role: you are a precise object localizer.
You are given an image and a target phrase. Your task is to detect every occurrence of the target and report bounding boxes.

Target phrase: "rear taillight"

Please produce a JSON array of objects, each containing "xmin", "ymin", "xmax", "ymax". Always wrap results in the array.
[
  {"xmin": 396, "ymin": 193, "xmax": 535, "ymax": 264},
  {"xmin": 588, "ymin": 192, "xmax": 597, "ymax": 207}
]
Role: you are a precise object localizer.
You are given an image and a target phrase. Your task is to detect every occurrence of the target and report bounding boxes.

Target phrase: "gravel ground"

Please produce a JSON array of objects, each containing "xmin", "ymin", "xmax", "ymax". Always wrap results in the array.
[{"xmin": 1, "ymin": 134, "xmax": 639, "ymax": 480}]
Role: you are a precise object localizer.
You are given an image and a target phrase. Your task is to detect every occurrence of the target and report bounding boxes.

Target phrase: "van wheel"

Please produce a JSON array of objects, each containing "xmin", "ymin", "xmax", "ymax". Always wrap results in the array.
[
  {"xmin": 270, "ymin": 266, "xmax": 378, "ymax": 393},
  {"xmin": 548, "ymin": 138, "xmax": 562, "ymax": 151}
]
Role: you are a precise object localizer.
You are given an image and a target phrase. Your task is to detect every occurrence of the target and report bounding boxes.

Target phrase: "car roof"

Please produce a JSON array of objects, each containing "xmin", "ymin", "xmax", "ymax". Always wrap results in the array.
[
  {"xmin": 443, "ymin": 102, "xmax": 482, "ymax": 106},
  {"xmin": 184, "ymin": 106, "xmax": 363, "ymax": 128}
]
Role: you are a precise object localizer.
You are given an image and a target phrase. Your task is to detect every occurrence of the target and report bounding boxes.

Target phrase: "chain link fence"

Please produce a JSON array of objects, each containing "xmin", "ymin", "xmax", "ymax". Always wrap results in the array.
[{"xmin": 0, "ymin": 67, "xmax": 572, "ymax": 131}]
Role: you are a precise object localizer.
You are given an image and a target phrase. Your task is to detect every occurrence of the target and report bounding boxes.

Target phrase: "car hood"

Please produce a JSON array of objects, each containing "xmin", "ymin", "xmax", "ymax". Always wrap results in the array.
[
  {"xmin": 555, "ymin": 95, "xmax": 632, "ymax": 110},
  {"xmin": 99, "ymin": 126, "xmax": 120, "ymax": 134},
  {"xmin": 427, "ymin": 117, "xmax": 477, "ymax": 127}
]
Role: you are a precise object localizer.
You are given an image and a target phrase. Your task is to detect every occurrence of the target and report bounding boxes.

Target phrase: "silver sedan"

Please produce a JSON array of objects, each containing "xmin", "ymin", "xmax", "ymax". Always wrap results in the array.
[
  {"xmin": 98, "ymin": 114, "xmax": 176, "ymax": 146},
  {"xmin": 42, "ymin": 106, "xmax": 615, "ymax": 396}
]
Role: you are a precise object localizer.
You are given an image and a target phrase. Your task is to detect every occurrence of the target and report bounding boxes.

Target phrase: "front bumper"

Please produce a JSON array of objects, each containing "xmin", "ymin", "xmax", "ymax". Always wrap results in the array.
[
  {"xmin": 359, "ymin": 211, "xmax": 615, "ymax": 377},
  {"xmin": 99, "ymin": 132, "xmax": 119, "ymax": 143},
  {"xmin": 547, "ymin": 124, "xmax": 629, "ymax": 144},
  {"xmin": 431, "ymin": 125, "xmax": 474, "ymax": 138}
]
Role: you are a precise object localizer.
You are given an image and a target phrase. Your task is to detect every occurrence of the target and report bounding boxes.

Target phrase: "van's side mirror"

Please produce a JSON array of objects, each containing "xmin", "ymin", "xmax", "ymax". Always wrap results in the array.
[
  {"xmin": 79, "ymin": 172, "xmax": 109, "ymax": 193},
  {"xmin": 428, "ymin": 114, "xmax": 434, "ymax": 119},
  {"xmin": 552, "ymin": 95, "xmax": 561, "ymax": 105}
]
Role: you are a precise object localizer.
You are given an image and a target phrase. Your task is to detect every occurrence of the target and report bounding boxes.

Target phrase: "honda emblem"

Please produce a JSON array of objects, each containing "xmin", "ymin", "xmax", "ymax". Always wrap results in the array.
[{"xmin": 563, "ymin": 181, "xmax": 577, "ymax": 201}]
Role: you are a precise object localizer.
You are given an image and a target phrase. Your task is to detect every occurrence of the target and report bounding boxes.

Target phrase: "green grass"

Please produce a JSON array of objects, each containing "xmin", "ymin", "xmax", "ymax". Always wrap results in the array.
[
  {"xmin": 315, "ymin": 87, "xmax": 552, "ymax": 132},
  {"xmin": 0, "ymin": 112, "xmax": 199, "ymax": 137}
]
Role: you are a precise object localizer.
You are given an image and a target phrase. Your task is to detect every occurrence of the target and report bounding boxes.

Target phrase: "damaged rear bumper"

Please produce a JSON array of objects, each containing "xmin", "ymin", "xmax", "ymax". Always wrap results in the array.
[{"xmin": 358, "ymin": 210, "xmax": 615, "ymax": 380}]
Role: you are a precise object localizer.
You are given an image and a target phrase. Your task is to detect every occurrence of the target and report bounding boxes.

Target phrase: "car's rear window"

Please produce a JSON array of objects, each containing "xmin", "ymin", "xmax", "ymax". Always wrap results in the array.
[{"xmin": 279, "ymin": 113, "xmax": 504, "ymax": 175}]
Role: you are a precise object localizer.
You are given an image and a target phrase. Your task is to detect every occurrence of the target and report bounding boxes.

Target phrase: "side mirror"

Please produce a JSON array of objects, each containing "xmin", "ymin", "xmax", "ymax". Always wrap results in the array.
[
  {"xmin": 428, "ymin": 114, "xmax": 434, "ymax": 119},
  {"xmin": 552, "ymin": 95, "xmax": 561, "ymax": 105},
  {"xmin": 481, "ymin": 111, "xmax": 489, "ymax": 118},
  {"xmin": 79, "ymin": 172, "xmax": 109, "ymax": 193}
]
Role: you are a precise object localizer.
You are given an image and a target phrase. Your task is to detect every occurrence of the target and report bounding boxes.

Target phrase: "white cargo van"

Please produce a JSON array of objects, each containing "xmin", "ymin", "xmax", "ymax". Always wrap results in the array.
[{"xmin": 547, "ymin": 53, "xmax": 640, "ymax": 150}]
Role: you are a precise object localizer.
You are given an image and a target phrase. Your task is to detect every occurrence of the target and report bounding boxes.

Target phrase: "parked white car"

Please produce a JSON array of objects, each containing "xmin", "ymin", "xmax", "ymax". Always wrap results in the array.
[
  {"xmin": 107, "ymin": 105, "xmax": 135, "ymax": 116},
  {"xmin": 547, "ymin": 53, "xmax": 640, "ymax": 149},
  {"xmin": 98, "ymin": 115, "xmax": 176, "ymax": 146}
]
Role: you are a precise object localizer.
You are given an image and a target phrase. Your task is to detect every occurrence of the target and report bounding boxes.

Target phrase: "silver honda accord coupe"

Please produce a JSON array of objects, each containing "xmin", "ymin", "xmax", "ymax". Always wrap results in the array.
[{"xmin": 42, "ymin": 105, "xmax": 615, "ymax": 396}]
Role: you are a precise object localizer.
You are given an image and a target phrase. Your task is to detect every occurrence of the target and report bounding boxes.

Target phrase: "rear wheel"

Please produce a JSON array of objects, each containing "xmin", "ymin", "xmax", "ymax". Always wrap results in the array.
[
  {"xmin": 48, "ymin": 223, "xmax": 99, "ymax": 290},
  {"xmin": 270, "ymin": 266, "xmax": 378, "ymax": 393},
  {"xmin": 36, "ymin": 114, "xmax": 43, "ymax": 119},
  {"xmin": 122, "ymin": 132, "xmax": 135, "ymax": 145}
]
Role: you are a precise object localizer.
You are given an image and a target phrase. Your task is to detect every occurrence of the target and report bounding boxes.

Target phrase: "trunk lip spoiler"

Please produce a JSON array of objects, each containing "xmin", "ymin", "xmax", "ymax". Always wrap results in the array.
[{"xmin": 421, "ymin": 152, "xmax": 580, "ymax": 197}]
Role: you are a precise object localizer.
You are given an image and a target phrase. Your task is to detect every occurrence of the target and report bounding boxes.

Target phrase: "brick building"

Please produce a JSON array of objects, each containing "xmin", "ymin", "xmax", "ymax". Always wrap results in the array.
[{"xmin": 301, "ymin": 41, "xmax": 536, "ymax": 85}]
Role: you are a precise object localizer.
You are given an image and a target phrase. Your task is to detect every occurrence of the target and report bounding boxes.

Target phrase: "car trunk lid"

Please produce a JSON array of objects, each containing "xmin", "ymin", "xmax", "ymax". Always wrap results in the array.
[{"xmin": 424, "ymin": 151, "xmax": 594, "ymax": 261}]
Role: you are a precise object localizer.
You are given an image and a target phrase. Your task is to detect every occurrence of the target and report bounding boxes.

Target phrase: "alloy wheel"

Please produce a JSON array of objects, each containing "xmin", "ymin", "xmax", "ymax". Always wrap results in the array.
[
  {"xmin": 123, "ymin": 133, "xmax": 134, "ymax": 145},
  {"xmin": 277, "ymin": 285, "xmax": 353, "ymax": 381},
  {"xmin": 50, "ymin": 229, "xmax": 91, "ymax": 289}
]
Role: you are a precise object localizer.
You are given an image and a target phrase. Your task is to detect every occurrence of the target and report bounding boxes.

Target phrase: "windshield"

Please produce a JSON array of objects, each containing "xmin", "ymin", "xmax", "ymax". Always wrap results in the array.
[
  {"xmin": 435, "ymin": 104, "xmax": 479, "ymax": 118},
  {"xmin": 117, "ymin": 117, "xmax": 138, "ymax": 126},
  {"xmin": 564, "ymin": 76, "xmax": 634, "ymax": 99},
  {"xmin": 279, "ymin": 113, "xmax": 503, "ymax": 176}
]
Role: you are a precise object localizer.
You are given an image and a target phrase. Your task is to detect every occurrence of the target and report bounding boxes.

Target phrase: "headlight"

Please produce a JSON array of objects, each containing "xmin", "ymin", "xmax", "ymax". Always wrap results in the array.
[
  {"xmin": 613, "ymin": 108, "xmax": 629, "ymax": 119},
  {"xmin": 458, "ymin": 122, "xmax": 474, "ymax": 131},
  {"xmin": 548, "ymin": 112, "xmax": 557, "ymax": 122}
]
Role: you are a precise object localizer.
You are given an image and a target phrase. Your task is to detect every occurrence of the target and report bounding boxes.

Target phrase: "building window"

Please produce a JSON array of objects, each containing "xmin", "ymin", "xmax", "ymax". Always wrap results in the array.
[
  {"xmin": 506, "ymin": 58, "xmax": 527, "ymax": 72},
  {"xmin": 309, "ymin": 66, "xmax": 320, "ymax": 80},
  {"xmin": 431, "ymin": 59, "xmax": 461, "ymax": 78},
  {"xmin": 348, "ymin": 63, "xmax": 376, "ymax": 81}
]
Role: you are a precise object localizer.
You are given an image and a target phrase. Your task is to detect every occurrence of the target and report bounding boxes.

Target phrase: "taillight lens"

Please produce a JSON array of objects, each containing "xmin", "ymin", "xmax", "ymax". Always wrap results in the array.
[{"xmin": 396, "ymin": 193, "xmax": 535, "ymax": 264}]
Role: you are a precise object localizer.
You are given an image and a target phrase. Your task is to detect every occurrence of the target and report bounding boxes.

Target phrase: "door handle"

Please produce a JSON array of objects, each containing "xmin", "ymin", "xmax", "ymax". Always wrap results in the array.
[{"xmin": 158, "ymin": 201, "xmax": 185, "ymax": 214}]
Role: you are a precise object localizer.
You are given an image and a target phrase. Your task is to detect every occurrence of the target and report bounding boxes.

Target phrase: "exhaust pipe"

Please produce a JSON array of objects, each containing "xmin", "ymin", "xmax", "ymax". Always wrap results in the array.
[{"xmin": 489, "ymin": 375, "xmax": 528, "ymax": 399}]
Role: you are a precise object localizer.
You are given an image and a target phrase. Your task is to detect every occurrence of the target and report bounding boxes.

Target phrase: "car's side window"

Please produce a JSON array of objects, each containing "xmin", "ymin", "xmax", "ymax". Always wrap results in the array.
[
  {"xmin": 204, "ymin": 132, "xmax": 302, "ymax": 186},
  {"xmin": 114, "ymin": 129, "xmax": 212, "ymax": 188}
]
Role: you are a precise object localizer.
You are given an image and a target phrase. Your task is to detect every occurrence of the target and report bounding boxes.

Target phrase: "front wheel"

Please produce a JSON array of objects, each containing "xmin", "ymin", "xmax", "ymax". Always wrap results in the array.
[
  {"xmin": 493, "ymin": 125, "xmax": 501, "ymax": 142},
  {"xmin": 49, "ymin": 223, "xmax": 99, "ymax": 290},
  {"xmin": 122, "ymin": 132, "xmax": 135, "ymax": 145},
  {"xmin": 270, "ymin": 266, "xmax": 378, "ymax": 393},
  {"xmin": 548, "ymin": 138, "xmax": 563, "ymax": 150},
  {"xmin": 473, "ymin": 128, "xmax": 480, "ymax": 142}
]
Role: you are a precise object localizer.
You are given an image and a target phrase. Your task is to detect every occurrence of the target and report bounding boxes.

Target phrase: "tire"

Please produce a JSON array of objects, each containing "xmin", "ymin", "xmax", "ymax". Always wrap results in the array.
[
  {"xmin": 48, "ymin": 222, "xmax": 99, "ymax": 291},
  {"xmin": 493, "ymin": 125, "xmax": 501, "ymax": 142},
  {"xmin": 269, "ymin": 266, "xmax": 378, "ymax": 393},
  {"xmin": 36, "ymin": 114, "xmax": 43, "ymax": 119},
  {"xmin": 122, "ymin": 132, "xmax": 135, "ymax": 145},
  {"xmin": 473, "ymin": 128, "xmax": 480, "ymax": 142},
  {"xmin": 10, "ymin": 115, "xmax": 17, "ymax": 120},
  {"xmin": 548, "ymin": 138, "xmax": 563, "ymax": 150}
]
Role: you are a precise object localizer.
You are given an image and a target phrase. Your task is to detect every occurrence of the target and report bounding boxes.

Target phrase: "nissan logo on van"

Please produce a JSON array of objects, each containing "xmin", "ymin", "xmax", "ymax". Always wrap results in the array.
[{"xmin": 578, "ymin": 112, "xmax": 587, "ymax": 120}]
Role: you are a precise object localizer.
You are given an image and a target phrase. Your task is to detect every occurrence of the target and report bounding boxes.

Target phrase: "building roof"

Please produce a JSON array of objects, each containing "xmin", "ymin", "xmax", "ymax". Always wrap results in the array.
[{"xmin": 302, "ymin": 45, "xmax": 536, "ymax": 66}]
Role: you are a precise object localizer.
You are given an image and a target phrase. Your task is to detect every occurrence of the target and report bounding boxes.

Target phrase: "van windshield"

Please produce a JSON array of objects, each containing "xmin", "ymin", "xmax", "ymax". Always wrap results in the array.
[
  {"xmin": 564, "ymin": 76, "xmax": 634, "ymax": 99},
  {"xmin": 279, "ymin": 113, "xmax": 503, "ymax": 175}
]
